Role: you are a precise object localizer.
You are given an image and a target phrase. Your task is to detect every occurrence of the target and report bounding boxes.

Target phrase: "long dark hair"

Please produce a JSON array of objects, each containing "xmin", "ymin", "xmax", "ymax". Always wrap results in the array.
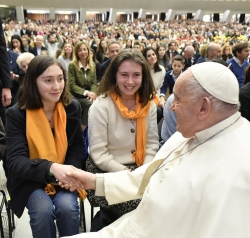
[
  {"xmin": 96, "ymin": 39, "xmax": 107, "ymax": 59},
  {"xmin": 10, "ymin": 35, "xmax": 25, "ymax": 53},
  {"xmin": 156, "ymin": 45, "xmax": 170, "ymax": 69},
  {"xmin": 98, "ymin": 49, "xmax": 156, "ymax": 107},
  {"xmin": 142, "ymin": 47, "xmax": 162, "ymax": 73},
  {"xmin": 18, "ymin": 55, "xmax": 72, "ymax": 109}
]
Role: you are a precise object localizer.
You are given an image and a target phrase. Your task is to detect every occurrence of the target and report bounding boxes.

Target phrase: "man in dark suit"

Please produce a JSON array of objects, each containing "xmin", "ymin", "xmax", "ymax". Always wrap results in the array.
[
  {"xmin": 29, "ymin": 35, "xmax": 47, "ymax": 56},
  {"xmin": 192, "ymin": 42, "xmax": 201, "ymax": 64},
  {"xmin": 21, "ymin": 35, "xmax": 32, "ymax": 52},
  {"xmin": 166, "ymin": 41, "xmax": 179, "ymax": 60},
  {"xmin": 20, "ymin": 24, "xmax": 31, "ymax": 37},
  {"xmin": 99, "ymin": 41, "xmax": 121, "ymax": 81},
  {"xmin": 7, "ymin": 49, "xmax": 22, "ymax": 107},
  {"xmin": 28, "ymin": 24, "xmax": 37, "ymax": 37},
  {"xmin": 0, "ymin": 16, "xmax": 12, "ymax": 125},
  {"xmin": 182, "ymin": 45, "xmax": 195, "ymax": 71}
]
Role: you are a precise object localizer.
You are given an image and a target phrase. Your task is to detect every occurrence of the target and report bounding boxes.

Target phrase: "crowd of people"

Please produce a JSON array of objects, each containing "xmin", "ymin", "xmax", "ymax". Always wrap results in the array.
[
  {"xmin": 2, "ymin": 18, "xmax": 250, "ymax": 48},
  {"xmin": 0, "ymin": 16, "xmax": 250, "ymax": 238}
]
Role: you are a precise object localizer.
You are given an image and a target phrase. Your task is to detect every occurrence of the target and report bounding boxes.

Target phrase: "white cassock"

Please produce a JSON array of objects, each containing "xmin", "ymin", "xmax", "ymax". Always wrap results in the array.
[{"xmin": 65, "ymin": 112, "xmax": 250, "ymax": 238}]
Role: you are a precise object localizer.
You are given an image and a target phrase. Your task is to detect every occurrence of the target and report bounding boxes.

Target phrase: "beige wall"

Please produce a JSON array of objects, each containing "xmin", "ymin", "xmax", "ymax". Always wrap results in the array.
[{"xmin": 2, "ymin": 0, "xmax": 250, "ymax": 14}]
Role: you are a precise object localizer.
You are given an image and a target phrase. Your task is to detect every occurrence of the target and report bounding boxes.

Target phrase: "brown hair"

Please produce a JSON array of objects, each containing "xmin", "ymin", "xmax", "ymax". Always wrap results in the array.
[
  {"xmin": 18, "ymin": 55, "xmax": 72, "ymax": 109},
  {"xmin": 96, "ymin": 39, "xmax": 107, "ymax": 58},
  {"xmin": 172, "ymin": 55, "xmax": 185, "ymax": 64},
  {"xmin": 98, "ymin": 49, "xmax": 156, "ymax": 106},
  {"xmin": 232, "ymin": 42, "xmax": 249, "ymax": 56}
]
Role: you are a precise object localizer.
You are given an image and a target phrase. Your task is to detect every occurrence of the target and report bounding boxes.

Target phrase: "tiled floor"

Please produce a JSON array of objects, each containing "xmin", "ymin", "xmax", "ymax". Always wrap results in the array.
[{"xmin": 0, "ymin": 161, "xmax": 97, "ymax": 238}]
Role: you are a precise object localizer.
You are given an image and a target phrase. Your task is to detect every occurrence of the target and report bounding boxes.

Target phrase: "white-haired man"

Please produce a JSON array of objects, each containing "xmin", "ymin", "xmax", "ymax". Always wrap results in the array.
[
  {"xmin": 63, "ymin": 62, "xmax": 250, "ymax": 238},
  {"xmin": 29, "ymin": 35, "xmax": 47, "ymax": 56}
]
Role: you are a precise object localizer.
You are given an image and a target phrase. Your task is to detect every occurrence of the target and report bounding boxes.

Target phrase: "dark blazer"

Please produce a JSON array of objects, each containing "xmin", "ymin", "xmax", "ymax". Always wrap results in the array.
[
  {"xmin": 160, "ymin": 70, "xmax": 175, "ymax": 95},
  {"xmin": 5, "ymin": 99, "xmax": 84, "ymax": 217},
  {"xmin": 95, "ymin": 61, "xmax": 100, "ymax": 82},
  {"xmin": 193, "ymin": 51, "xmax": 201, "ymax": 64},
  {"xmin": 7, "ymin": 50, "xmax": 21, "ymax": 106},
  {"xmin": 20, "ymin": 29, "xmax": 31, "ymax": 37},
  {"xmin": 29, "ymin": 46, "xmax": 47, "ymax": 56},
  {"xmin": 7, "ymin": 50, "xmax": 19, "ymax": 75},
  {"xmin": 0, "ymin": 16, "xmax": 12, "ymax": 91},
  {"xmin": 99, "ymin": 58, "xmax": 112, "ymax": 81},
  {"xmin": 183, "ymin": 57, "xmax": 194, "ymax": 71},
  {"xmin": 29, "ymin": 30, "xmax": 37, "ymax": 37},
  {"xmin": 222, "ymin": 54, "xmax": 233, "ymax": 62},
  {"xmin": 166, "ymin": 50, "xmax": 179, "ymax": 59}
]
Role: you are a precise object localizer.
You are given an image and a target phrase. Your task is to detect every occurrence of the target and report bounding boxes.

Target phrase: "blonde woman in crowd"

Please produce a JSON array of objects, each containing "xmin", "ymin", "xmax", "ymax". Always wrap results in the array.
[
  {"xmin": 58, "ymin": 42, "xmax": 74, "ymax": 76},
  {"xmin": 68, "ymin": 41, "xmax": 97, "ymax": 129}
]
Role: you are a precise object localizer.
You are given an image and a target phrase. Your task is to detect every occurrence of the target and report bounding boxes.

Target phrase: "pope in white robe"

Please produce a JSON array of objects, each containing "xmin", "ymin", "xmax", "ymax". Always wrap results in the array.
[{"xmin": 63, "ymin": 62, "xmax": 250, "ymax": 238}]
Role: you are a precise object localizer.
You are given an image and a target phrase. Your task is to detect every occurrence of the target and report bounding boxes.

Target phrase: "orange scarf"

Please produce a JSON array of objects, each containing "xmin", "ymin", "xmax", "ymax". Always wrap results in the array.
[
  {"xmin": 26, "ymin": 101, "xmax": 87, "ymax": 199},
  {"xmin": 109, "ymin": 92, "xmax": 151, "ymax": 166},
  {"xmin": 153, "ymin": 94, "xmax": 160, "ymax": 105}
]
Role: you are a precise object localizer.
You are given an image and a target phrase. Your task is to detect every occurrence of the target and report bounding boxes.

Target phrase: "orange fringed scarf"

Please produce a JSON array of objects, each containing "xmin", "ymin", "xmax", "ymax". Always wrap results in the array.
[
  {"xmin": 26, "ymin": 101, "xmax": 87, "ymax": 200},
  {"xmin": 109, "ymin": 92, "xmax": 151, "ymax": 166}
]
